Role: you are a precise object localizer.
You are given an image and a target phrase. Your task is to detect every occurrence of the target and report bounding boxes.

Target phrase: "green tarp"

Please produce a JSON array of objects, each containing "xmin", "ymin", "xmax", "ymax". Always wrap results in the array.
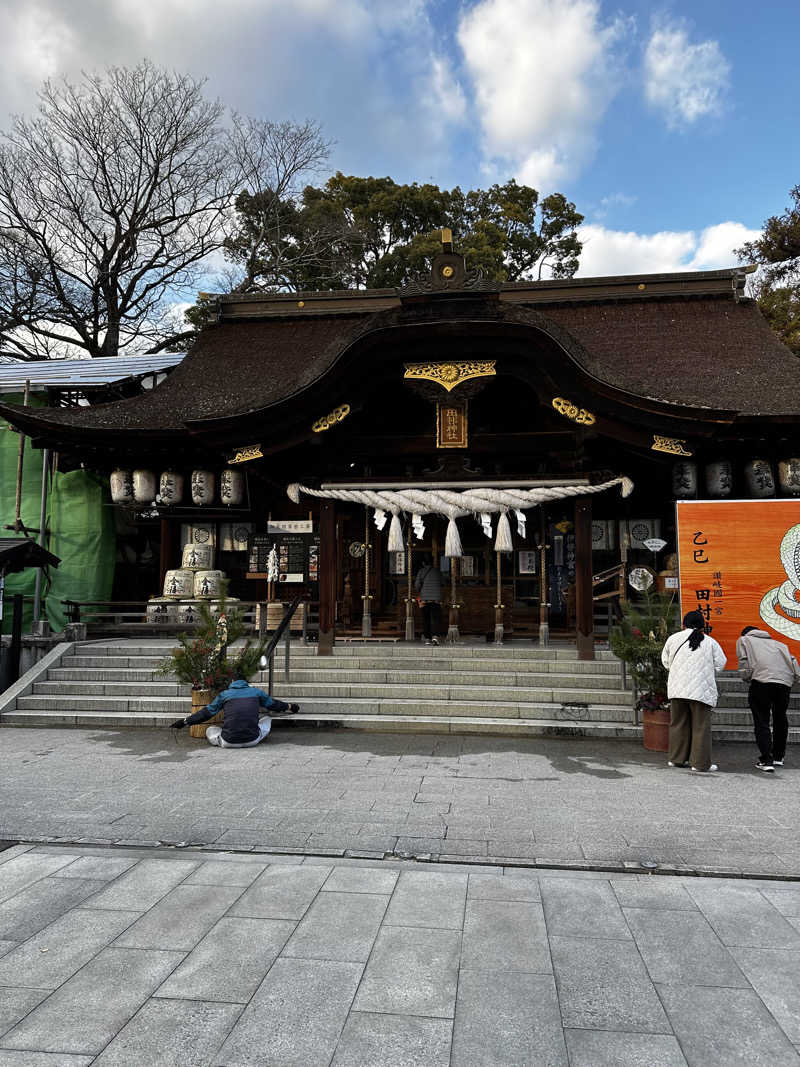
[{"xmin": 0, "ymin": 393, "xmax": 115, "ymax": 633}]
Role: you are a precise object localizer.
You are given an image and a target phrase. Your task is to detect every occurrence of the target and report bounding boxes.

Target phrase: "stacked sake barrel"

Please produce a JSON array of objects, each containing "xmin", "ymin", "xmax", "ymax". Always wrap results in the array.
[{"xmin": 158, "ymin": 542, "xmax": 224, "ymax": 624}]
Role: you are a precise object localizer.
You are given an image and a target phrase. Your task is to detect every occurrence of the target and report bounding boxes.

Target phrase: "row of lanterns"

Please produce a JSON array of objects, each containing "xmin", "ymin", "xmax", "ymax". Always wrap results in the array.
[
  {"xmin": 672, "ymin": 459, "xmax": 800, "ymax": 499},
  {"xmin": 110, "ymin": 468, "xmax": 245, "ymax": 507}
]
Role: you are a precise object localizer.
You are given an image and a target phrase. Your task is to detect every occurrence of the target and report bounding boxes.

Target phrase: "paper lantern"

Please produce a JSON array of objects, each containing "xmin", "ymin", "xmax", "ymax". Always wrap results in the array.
[
  {"xmin": 191, "ymin": 470, "xmax": 215, "ymax": 505},
  {"xmin": 163, "ymin": 569, "xmax": 194, "ymax": 599},
  {"xmin": 704, "ymin": 460, "xmax": 733, "ymax": 498},
  {"xmin": 744, "ymin": 459, "xmax": 776, "ymax": 498},
  {"xmin": 193, "ymin": 569, "xmax": 224, "ymax": 598},
  {"xmin": 671, "ymin": 462, "xmax": 697, "ymax": 498},
  {"xmin": 778, "ymin": 459, "xmax": 800, "ymax": 497},
  {"xmin": 159, "ymin": 471, "xmax": 184, "ymax": 505},
  {"xmin": 220, "ymin": 468, "xmax": 245, "ymax": 506},
  {"xmin": 110, "ymin": 469, "xmax": 134, "ymax": 504},
  {"xmin": 181, "ymin": 543, "xmax": 215, "ymax": 571},
  {"xmin": 133, "ymin": 469, "xmax": 157, "ymax": 504}
]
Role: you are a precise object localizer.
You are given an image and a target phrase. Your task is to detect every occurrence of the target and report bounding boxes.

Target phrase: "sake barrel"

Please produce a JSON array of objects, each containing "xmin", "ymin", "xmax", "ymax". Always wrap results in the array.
[
  {"xmin": 110, "ymin": 469, "xmax": 134, "ymax": 504},
  {"xmin": 209, "ymin": 598, "xmax": 239, "ymax": 616},
  {"xmin": 193, "ymin": 570, "xmax": 224, "ymax": 598},
  {"xmin": 146, "ymin": 598, "xmax": 178, "ymax": 624},
  {"xmin": 220, "ymin": 468, "xmax": 245, "ymax": 506},
  {"xmin": 177, "ymin": 600, "xmax": 202, "ymax": 625},
  {"xmin": 778, "ymin": 458, "xmax": 800, "ymax": 496},
  {"xmin": 704, "ymin": 460, "xmax": 733, "ymax": 498},
  {"xmin": 191, "ymin": 470, "xmax": 215, "ymax": 505},
  {"xmin": 671, "ymin": 461, "xmax": 697, "ymax": 498},
  {"xmin": 163, "ymin": 569, "xmax": 194, "ymax": 599},
  {"xmin": 133, "ymin": 469, "xmax": 157, "ymax": 504},
  {"xmin": 159, "ymin": 470, "xmax": 184, "ymax": 505},
  {"xmin": 181, "ymin": 542, "xmax": 215, "ymax": 571},
  {"xmin": 744, "ymin": 459, "xmax": 776, "ymax": 498}
]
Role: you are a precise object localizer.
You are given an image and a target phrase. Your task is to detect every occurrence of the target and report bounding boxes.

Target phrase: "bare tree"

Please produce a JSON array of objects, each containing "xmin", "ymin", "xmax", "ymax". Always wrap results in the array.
[
  {"xmin": 223, "ymin": 114, "xmax": 334, "ymax": 293},
  {"xmin": 0, "ymin": 62, "xmax": 331, "ymax": 359}
]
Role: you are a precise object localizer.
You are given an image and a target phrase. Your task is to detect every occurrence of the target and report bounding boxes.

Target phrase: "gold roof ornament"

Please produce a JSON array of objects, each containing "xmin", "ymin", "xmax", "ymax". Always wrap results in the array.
[
  {"xmin": 403, "ymin": 360, "xmax": 496, "ymax": 392},
  {"xmin": 551, "ymin": 396, "xmax": 596, "ymax": 426},
  {"xmin": 652, "ymin": 435, "xmax": 693, "ymax": 456},
  {"xmin": 312, "ymin": 403, "xmax": 351, "ymax": 433},
  {"xmin": 227, "ymin": 444, "xmax": 263, "ymax": 464}
]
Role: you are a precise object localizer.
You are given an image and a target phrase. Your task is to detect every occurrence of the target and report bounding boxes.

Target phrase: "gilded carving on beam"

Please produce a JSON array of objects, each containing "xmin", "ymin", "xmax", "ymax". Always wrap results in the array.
[
  {"xmin": 652, "ymin": 435, "xmax": 693, "ymax": 456},
  {"xmin": 228, "ymin": 444, "xmax": 263, "ymax": 464},
  {"xmin": 403, "ymin": 360, "xmax": 496, "ymax": 392},
  {"xmin": 312, "ymin": 403, "xmax": 351, "ymax": 433},
  {"xmin": 551, "ymin": 396, "xmax": 596, "ymax": 426}
]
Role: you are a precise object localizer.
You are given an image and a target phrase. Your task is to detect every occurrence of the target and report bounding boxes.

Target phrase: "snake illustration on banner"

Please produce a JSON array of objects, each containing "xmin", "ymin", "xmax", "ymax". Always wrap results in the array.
[{"xmin": 760, "ymin": 523, "xmax": 800, "ymax": 637}]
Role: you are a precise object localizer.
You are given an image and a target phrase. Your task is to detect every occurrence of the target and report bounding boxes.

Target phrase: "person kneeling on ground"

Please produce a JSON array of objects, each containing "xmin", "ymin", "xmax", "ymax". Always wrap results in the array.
[
  {"xmin": 736, "ymin": 625, "xmax": 800, "ymax": 772},
  {"xmin": 169, "ymin": 671, "xmax": 299, "ymax": 748}
]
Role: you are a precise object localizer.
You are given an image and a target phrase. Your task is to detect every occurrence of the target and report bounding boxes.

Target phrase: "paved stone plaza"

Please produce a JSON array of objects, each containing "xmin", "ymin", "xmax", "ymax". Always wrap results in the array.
[
  {"xmin": 0, "ymin": 727, "xmax": 799, "ymax": 876},
  {"xmin": 0, "ymin": 842, "xmax": 799, "ymax": 1065}
]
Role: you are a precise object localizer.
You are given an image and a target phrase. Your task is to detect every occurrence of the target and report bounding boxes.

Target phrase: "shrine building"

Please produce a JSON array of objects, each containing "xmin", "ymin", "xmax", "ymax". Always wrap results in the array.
[{"xmin": 2, "ymin": 238, "xmax": 798, "ymax": 660}]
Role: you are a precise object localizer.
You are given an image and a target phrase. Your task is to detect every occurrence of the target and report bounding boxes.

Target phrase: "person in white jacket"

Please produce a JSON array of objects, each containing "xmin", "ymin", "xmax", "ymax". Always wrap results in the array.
[
  {"xmin": 661, "ymin": 609, "xmax": 727, "ymax": 772},
  {"xmin": 736, "ymin": 626, "xmax": 800, "ymax": 772}
]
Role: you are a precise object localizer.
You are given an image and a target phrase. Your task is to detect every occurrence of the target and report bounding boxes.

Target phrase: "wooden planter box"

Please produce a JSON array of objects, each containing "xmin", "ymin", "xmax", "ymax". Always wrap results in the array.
[{"xmin": 188, "ymin": 688, "xmax": 221, "ymax": 738}]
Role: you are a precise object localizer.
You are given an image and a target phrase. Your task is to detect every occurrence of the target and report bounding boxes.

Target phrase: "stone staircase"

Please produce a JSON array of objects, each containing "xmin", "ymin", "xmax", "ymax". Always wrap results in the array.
[{"xmin": 3, "ymin": 639, "xmax": 800, "ymax": 741}]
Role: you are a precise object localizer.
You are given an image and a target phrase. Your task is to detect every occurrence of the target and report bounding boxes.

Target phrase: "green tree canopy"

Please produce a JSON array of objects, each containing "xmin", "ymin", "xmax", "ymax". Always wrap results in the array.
[
  {"xmin": 221, "ymin": 173, "xmax": 584, "ymax": 294},
  {"xmin": 737, "ymin": 185, "xmax": 800, "ymax": 356}
]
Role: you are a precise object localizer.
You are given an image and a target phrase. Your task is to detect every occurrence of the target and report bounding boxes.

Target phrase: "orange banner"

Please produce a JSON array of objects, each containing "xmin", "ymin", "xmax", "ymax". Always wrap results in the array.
[{"xmin": 676, "ymin": 500, "xmax": 800, "ymax": 663}]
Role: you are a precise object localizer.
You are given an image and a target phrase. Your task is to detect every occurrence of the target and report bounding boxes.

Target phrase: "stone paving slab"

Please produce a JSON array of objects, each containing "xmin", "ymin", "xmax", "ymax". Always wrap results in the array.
[
  {"xmin": 0, "ymin": 845, "xmax": 798, "ymax": 1063},
  {"xmin": 2, "ymin": 729, "xmax": 800, "ymax": 878}
]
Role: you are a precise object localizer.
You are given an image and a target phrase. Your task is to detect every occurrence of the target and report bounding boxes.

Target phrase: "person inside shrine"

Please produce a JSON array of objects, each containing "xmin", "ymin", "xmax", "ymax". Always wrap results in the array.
[{"xmin": 415, "ymin": 555, "xmax": 444, "ymax": 645}]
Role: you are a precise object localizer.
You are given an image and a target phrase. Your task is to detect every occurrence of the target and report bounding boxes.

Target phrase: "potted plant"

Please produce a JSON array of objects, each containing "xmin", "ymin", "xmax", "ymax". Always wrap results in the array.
[{"xmin": 610, "ymin": 587, "xmax": 678, "ymax": 751}]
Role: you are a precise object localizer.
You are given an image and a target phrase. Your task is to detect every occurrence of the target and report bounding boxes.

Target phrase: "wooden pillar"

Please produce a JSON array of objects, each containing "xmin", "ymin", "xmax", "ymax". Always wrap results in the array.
[
  {"xmin": 574, "ymin": 497, "xmax": 594, "ymax": 661},
  {"xmin": 361, "ymin": 508, "xmax": 372, "ymax": 638},
  {"xmin": 159, "ymin": 519, "xmax": 176, "ymax": 591},
  {"xmin": 319, "ymin": 499, "xmax": 337, "ymax": 655}
]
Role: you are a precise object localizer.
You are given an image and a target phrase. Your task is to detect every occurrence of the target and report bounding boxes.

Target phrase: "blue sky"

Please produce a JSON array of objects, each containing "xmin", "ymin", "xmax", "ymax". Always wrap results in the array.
[{"xmin": 0, "ymin": 0, "xmax": 797, "ymax": 278}]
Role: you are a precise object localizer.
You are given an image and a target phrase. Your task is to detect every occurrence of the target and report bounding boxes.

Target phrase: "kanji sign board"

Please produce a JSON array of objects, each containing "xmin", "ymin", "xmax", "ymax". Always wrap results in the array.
[{"xmin": 676, "ymin": 500, "xmax": 800, "ymax": 663}]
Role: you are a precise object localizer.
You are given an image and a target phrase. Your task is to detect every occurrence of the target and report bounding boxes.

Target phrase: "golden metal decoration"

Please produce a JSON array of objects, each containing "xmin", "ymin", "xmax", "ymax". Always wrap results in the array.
[
  {"xmin": 312, "ymin": 403, "xmax": 351, "ymax": 433},
  {"xmin": 228, "ymin": 444, "xmax": 263, "ymax": 464},
  {"xmin": 436, "ymin": 401, "xmax": 468, "ymax": 449},
  {"xmin": 404, "ymin": 360, "xmax": 496, "ymax": 393},
  {"xmin": 442, "ymin": 265, "xmax": 454, "ymax": 278},
  {"xmin": 652, "ymin": 435, "xmax": 693, "ymax": 456},
  {"xmin": 551, "ymin": 397, "xmax": 596, "ymax": 426}
]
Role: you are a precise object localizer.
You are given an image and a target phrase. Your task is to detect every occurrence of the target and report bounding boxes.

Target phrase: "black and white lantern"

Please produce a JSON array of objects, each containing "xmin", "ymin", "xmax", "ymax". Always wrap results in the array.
[
  {"xmin": 704, "ymin": 460, "xmax": 733, "ymax": 498},
  {"xmin": 778, "ymin": 459, "xmax": 800, "ymax": 497},
  {"xmin": 220, "ymin": 468, "xmax": 245, "ymax": 506},
  {"xmin": 744, "ymin": 459, "xmax": 776, "ymax": 498},
  {"xmin": 110, "ymin": 469, "xmax": 134, "ymax": 504},
  {"xmin": 671, "ymin": 461, "xmax": 697, "ymax": 498},
  {"xmin": 159, "ymin": 471, "xmax": 184, "ymax": 505},
  {"xmin": 133, "ymin": 469, "xmax": 157, "ymax": 504},
  {"xmin": 191, "ymin": 470, "xmax": 215, "ymax": 506}
]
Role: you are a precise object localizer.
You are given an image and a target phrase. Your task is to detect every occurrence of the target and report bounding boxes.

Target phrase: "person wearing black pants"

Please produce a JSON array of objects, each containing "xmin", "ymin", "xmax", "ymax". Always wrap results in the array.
[
  {"xmin": 736, "ymin": 626, "xmax": 800, "ymax": 771},
  {"xmin": 415, "ymin": 556, "xmax": 443, "ymax": 645}
]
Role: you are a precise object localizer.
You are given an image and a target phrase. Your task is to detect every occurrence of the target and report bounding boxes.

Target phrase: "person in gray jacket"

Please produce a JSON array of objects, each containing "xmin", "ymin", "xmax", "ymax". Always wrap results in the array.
[
  {"xmin": 415, "ymin": 556, "xmax": 443, "ymax": 645},
  {"xmin": 736, "ymin": 626, "xmax": 800, "ymax": 771}
]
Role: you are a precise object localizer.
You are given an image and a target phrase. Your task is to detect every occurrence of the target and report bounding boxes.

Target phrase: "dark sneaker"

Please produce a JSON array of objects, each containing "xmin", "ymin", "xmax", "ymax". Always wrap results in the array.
[
  {"xmin": 431, "ymin": 637, "xmax": 440, "ymax": 646},
  {"xmin": 774, "ymin": 759, "xmax": 784, "ymax": 766},
  {"xmin": 691, "ymin": 764, "xmax": 718, "ymax": 773},
  {"xmin": 667, "ymin": 761, "xmax": 688, "ymax": 768},
  {"xmin": 756, "ymin": 760, "xmax": 775, "ymax": 772}
]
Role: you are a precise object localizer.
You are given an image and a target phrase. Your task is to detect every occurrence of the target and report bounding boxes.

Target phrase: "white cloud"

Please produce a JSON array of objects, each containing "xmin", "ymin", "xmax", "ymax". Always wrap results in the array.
[
  {"xmin": 644, "ymin": 16, "xmax": 730, "ymax": 128},
  {"xmin": 575, "ymin": 221, "xmax": 760, "ymax": 277},
  {"xmin": 457, "ymin": 0, "xmax": 632, "ymax": 189}
]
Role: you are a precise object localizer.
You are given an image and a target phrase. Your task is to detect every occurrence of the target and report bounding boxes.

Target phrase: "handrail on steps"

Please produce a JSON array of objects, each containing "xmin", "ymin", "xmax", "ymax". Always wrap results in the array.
[{"xmin": 262, "ymin": 596, "xmax": 302, "ymax": 697}]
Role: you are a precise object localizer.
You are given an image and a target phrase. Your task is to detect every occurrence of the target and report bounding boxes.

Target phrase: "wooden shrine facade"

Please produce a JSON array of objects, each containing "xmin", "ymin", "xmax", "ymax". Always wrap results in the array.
[{"xmin": 2, "ymin": 252, "xmax": 798, "ymax": 659}]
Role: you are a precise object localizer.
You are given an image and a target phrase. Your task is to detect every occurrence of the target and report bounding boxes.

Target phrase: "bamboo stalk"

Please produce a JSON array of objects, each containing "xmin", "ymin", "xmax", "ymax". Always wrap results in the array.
[{"xmin": 361, "ymin": 507, "xmax": 372, "ymax": 637}]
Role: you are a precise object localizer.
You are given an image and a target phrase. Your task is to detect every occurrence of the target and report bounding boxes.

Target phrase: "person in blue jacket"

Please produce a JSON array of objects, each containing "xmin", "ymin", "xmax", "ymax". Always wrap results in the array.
[{"xmin": 169, "ymin": 671, "xmax": 299, "ymax": 748}]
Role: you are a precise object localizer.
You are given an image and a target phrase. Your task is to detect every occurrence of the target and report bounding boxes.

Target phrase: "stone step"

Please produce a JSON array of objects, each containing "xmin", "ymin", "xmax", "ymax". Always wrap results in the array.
[
  {"xmin": 15, "ymin": 693, "xmax": 636, "ymax": 722},
  {"xmin": 74, "ymin": 642, "xmax": 619, "ymax": 661},
  {"xmin": 30, "ymin": 679, "xmax": 633, "ymax": 706},
  {"xmin": 48, "ymin": 665, "xmax": 626, "ymax": 688},
  {"xmin": 5, "ymin": 706, "xmax": 800, "ymax": 743},
  {"xmin": 60, "ymin": 654, "xmax": 626, "ymax": 678}
]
